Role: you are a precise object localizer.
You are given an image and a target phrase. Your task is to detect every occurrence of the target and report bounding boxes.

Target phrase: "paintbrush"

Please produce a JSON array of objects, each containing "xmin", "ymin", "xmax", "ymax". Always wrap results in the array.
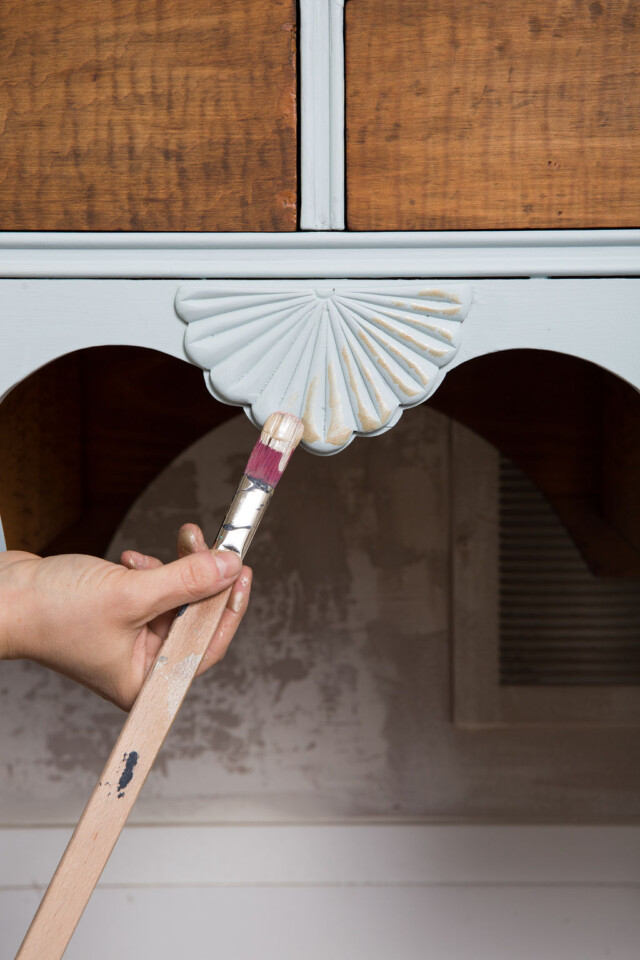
[{"xmin": 16, "ymin": 411, "xmax": 305, "ymax": 960}]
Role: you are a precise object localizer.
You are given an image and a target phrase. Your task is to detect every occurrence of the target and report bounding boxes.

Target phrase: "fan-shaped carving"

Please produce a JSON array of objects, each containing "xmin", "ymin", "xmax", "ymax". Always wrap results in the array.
[{"xmin": 176, "ymin": 283, "xmax": 472, "ymax": 454}]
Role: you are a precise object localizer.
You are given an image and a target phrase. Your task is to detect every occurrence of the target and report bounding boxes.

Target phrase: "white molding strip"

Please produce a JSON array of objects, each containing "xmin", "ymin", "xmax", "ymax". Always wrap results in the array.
[
  {"xmin": 2, "ymin": 826, "xmax": 639, "ymax": 889},
  {"xmin": 0, "ymin": 230, "xmax": 638, "ymax": 278},
  {"xmin": 300, "ymin": 0, "xmax": 345, "ymax": 229}
]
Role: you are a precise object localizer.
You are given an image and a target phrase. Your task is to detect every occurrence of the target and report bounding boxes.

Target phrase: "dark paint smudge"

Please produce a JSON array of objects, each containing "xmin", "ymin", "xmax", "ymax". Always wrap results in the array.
[
  {"xmin": 245, "ymin": 475, "xmax": 272, "ymax": 493},
  {"xmin": 117, "ymin": 751, "xmax": 139, "ymax": 798}
]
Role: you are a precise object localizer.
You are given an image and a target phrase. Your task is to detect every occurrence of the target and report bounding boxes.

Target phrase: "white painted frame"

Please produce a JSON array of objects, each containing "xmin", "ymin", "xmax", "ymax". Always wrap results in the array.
[
  {"xmin": 0, "ymin": 229, "xmax": 638, "ymax": 277},
  {"xmin": 2, "ymin": 277, "xmax": 639, "ymax": 408},
  {"xmin": 299, "ymin": 0, "xmax": 345, "ymax": 229},
  {"xmin": 1, "ymin": 232, "xmax": 638, "ymax": 428}
]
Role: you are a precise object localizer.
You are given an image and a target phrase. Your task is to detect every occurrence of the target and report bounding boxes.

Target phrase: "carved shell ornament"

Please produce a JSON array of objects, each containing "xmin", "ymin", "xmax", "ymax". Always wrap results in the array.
[{"xmin": 176, "ymin": 283, "xmax": 472, "ymax": 455}]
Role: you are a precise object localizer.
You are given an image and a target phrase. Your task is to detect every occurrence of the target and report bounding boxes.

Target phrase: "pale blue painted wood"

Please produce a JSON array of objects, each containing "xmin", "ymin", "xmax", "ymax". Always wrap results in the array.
[
  {"xmin": 2, "ymin": 279, "xmax": 639, "ymax": 429},
  {"xmin": 176, "ymin": 281, "xmax": 471, "ymax": 454},
  {"xmin": 0, "ymin": 230, "xmax": 638, "ymax": 278},
  {"xmin": 300, "ymin": 0, "xmax": 345, "ymax": 229}
]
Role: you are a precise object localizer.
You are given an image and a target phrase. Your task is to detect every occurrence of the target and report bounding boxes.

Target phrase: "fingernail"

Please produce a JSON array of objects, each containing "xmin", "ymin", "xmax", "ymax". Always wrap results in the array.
[
  {"xmin": 214, "ymin": 551, "xmax": 242, "ymax": 578},
  {"xmin": 178, "ymin": 527, "xmax": 198, "ymax": 556},
  {"xmin": 229, "ymin": 584, "xmax": 248, "ymax": 614}
]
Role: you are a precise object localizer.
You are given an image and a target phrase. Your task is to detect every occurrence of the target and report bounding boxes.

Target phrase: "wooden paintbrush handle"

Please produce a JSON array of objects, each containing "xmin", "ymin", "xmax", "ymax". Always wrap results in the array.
[{"xmin": 15, "ymin": 586, "xmax": 232, "ymax": 960}]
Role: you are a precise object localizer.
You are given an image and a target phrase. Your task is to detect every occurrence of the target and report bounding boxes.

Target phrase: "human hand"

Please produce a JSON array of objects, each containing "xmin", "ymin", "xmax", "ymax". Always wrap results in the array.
[{"xmin": 0, "ymin": 523, "xmax": 252, "ymax": 710}]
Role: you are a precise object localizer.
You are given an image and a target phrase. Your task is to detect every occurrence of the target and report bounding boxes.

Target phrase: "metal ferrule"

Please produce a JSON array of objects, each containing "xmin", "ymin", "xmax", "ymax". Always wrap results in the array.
[{"xmin": 213, "ymin": 475, "xmax": 273, "ymax": 560}]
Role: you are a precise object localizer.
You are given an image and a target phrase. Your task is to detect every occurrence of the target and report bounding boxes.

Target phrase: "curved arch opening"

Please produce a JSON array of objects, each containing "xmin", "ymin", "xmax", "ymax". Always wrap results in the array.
[
  {"xmin": 2, "ymin": 346, "xmax": 639, "ymax": 577},
  {"xmin": 0, "ymin": 345, "xmax": 240, "ymax": 557},
  {"xmin": 430, "ymin": 349, "xmax": 640, "ymax": 577}
]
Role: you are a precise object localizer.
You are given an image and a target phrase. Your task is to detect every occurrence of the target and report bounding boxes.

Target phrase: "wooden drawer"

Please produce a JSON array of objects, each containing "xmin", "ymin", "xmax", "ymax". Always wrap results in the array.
[
  {"xmin": 346, "ymin": 0, "xmax": 640, "ymax": 229},
  {"xmin": 0, "ymin": 0, "xmax": 297, "ymax": 231}
]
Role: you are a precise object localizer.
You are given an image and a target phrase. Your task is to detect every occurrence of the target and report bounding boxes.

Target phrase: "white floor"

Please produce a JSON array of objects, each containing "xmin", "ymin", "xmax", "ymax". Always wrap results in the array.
[{"xmin": 3, "ymin": 826, "xmax": 639, "ymax": 960}]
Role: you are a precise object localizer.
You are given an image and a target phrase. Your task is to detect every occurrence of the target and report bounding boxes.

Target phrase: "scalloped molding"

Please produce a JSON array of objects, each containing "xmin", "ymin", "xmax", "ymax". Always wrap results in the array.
[
  {"xmin": 176, "ymin": 281, "xmax": 472, "ymax": 454},
  {"xmin": 2, "ymin": 277, "xmax": 640, "ymax": 442}
]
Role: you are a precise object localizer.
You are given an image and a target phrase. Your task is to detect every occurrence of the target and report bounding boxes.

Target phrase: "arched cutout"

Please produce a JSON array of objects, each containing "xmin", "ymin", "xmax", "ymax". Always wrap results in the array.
[
  {"xmin": 430, "ymin": 349, "xmax": 640, "ymax": 577},
  {"xmin": 0, "ymin": 346, "xmax": 240, "ymax": 557},
  {"xmin": 2, "ymin": 346, "xmax": 639, "ymax": 576}
]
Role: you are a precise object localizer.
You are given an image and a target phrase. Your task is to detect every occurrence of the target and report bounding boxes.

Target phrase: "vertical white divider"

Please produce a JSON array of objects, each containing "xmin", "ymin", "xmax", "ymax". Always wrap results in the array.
[{"xmin": 300, "ymin": 0, "xmax": 345, "ymax": 230}]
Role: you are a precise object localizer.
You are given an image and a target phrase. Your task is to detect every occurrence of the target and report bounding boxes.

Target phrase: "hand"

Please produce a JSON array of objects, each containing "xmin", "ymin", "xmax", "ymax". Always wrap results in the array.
[{"xmin": 0, "ymin": 524, "xmax": 252, "ymax": 710}]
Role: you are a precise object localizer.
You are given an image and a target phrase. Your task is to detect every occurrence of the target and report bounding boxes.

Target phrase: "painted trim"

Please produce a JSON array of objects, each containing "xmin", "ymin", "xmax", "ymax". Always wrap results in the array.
[
  {"xmin": 2, "ymin": 279, "xmax": 639, "ymax": 407},
  {"xmin": 0, "ymin": 230, "xmax": 638, "ymax": 278},
  {"xmin": 300, "ymin": 0, "xmax": 345, "ymax": 230},
  {"xmin": 2, "ymin": 826, "xmax": 639, "ymax": 888},
  {"xmin": 176, "ymin": 281, "xmax": 471, "ymax": 454}
]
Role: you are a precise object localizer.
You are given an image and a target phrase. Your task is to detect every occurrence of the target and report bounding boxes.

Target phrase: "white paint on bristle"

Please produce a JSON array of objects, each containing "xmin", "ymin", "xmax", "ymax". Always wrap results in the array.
[
  {"xmin": 260, "ymin": 411, "xmax": 305, "ymax": 472},
  {"xmin": 261, "ymin": 412, "xmax": 305, "ymax": 452}
]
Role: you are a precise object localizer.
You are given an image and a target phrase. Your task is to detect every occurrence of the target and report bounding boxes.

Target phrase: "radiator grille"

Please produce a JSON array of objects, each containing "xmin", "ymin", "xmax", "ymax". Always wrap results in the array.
[{"xmin": 499, "ymin": 458, "xmax": 640, "ymax": 686}]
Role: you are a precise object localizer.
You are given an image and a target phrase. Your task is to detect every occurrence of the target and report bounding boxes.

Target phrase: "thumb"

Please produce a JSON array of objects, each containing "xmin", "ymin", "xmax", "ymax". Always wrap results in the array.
[{"xmin": 130, "ymin": 550, "xmax": 242, "ymax": 622}]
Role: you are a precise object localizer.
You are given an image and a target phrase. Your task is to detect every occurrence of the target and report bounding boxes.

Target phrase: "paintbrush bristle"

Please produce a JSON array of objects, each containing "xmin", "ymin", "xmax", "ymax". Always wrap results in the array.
[{"xmin": 244, "ymin": 412, "xmax": 305, "ymax": 488}]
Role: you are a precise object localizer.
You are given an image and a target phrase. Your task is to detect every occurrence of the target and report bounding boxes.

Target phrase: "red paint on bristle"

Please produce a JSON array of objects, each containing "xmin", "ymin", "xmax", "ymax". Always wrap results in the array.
[{"xmin": 245, "ymin": 440, "xmax": 285, "ymax": 488}]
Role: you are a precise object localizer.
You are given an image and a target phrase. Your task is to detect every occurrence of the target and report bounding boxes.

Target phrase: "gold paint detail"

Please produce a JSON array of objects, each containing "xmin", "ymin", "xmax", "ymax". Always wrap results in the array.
[
  {"xmin": 371, "ymin": 315, "xmax": 453, "ymax": 351},
  {"xmin": 418, "ymin": 289, "xmax": 462, "ymax": 304},
  {"xmin": 358, "ymin": 331, "xmax": 419, "ymax": 398},
  {"xmin": 341, "ymin": 345, "xmax": 383, "ymax": 432},
  {"xmin": 384, "ymin": 341, "xmax": 430, "ymax": 386},
  {"xmin": 376, "ymin": 311, "xmax": 454, "ymax": 343},
  {"xmin": 361, "ymin": 367, "xmax": 392, "ymax": 426},
  {"xmin": 302, "ymin": 375, "xmax": 321, "ymax": 443},
  {"xmin": 422, "ymin": 323, "xmax": 453, "ymax": 343},
  {"xmin": 326, "ymin": 362, "xmax": 353, "ymax": 445},
  {"xmin": 410, "ymin": 302, "xmax": 461, "ymax": 317}
]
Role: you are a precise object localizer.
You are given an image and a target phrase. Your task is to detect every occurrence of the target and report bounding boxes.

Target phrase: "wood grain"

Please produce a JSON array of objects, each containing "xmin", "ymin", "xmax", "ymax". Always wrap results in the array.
[
  {"xmin": 0, "ymin": 0, "xmax": 297, "ymax": 231},
  {"xmin": 346, "ymin": 0, "xmax": 640, "ymax": 229},
  {"xmin": 15, "ymin": 585, "xmax": 232, "ymax": 960}
]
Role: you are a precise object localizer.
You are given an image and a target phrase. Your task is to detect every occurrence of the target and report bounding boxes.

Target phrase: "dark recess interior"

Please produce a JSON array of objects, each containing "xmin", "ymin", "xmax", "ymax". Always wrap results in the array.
[{"xmin": 0, "ymin": 346, "xmax": 639, "ymax": 579}]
